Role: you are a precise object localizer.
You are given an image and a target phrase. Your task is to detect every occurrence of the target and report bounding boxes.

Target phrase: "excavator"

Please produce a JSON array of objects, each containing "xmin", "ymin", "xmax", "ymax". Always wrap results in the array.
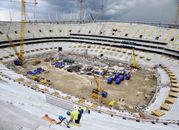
[
  {"xmin": 130, "ymin": 48, "xmax": 141, "ymax": 69},
  {"xmin": 91, "ymin": 75, "xmax": 108, "ymax": 100}
]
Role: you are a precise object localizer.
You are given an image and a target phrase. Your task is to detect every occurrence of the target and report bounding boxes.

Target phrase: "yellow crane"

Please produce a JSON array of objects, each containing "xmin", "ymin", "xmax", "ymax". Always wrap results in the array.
[
  {"xmin": 174, "ymin": 0, "xmax": 179, "ymax": 28},
  {"xmin": 130, "ymin": 48, "xmax": 141, "ymax": 69},
  {"xmin": 79, "ymin": 0, "xmax": 83, "ymax": 23},
  {"xmin": 7, "ymin": 0, "xmax": 37, "ymax": 65},
  {"xmin": 19, "ymin": 0, "xmax": 26, "ymax": 64},
  {"xmin": 91, "ymin": 75, "xmax": 107, "ymax": 100},
  {"xmin": 90, "ymin": 0, "xmax": 105, "ymax": 22},
  {"xmin": 7, "ymin": 35, "xmax": 23, "ymax": 62}
]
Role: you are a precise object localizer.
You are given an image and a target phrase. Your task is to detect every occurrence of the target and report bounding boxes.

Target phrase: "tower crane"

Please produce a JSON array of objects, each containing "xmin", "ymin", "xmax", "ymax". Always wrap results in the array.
[
  {"xmin": 169, "ymin": 0, "xmax": 179, "ymax": 28},
  {"xmin": 6, "ymin": 0, "xmax": 38, "ymax": 65},
  {"xmin": 174, "ymin": 0, "xmax": 179, "ymax": 28},
  {"xmin": 79, "ymin": 0, "xmax": 83, "ymax": 23},
  {"xmin": 90, "ymin": 0, "xmax": 105, "ymax": 22}
]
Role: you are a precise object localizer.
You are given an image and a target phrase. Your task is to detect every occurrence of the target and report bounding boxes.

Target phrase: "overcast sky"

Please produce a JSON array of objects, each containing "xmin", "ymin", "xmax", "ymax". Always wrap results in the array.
[{"xmin": 0, "ymin": 0, "xmax": 177, "ymax": 24}]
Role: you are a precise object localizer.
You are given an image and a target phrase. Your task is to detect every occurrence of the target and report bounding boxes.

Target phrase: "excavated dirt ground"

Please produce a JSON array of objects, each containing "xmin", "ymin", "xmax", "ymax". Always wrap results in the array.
[{"xmin": 10, "ymin": 53, "xmax": 157, "ymax": 112}]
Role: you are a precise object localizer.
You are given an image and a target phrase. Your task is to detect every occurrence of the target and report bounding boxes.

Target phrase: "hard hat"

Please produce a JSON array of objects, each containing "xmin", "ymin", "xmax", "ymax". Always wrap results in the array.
[
  {"xmin": 58, "ymin": 115, "xmax": 63, "ymax": 120},
  {"xmin": 66, "ymin": 111, "xmax": 71, "ymax": 116}
]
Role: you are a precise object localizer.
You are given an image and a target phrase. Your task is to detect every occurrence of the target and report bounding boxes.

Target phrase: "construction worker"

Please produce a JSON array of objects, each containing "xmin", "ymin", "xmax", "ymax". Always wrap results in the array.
[
  {"xmin": 67, "ymin": 109, "xmax": 80, "ymax": 124},
  {"xmin": 79, "ymin": 106, "xmax": 85, "ymax": 114},
  {"xmin": 76, "ymin": 106, "xmax": 84, "ymax": 124},
  {"xmin": 85, "ymin": 106, "xmax": 90, "ymax": 114},
  {"xmin": 57, "ymin": 115, "xmax": 70, "ymax": 128}
]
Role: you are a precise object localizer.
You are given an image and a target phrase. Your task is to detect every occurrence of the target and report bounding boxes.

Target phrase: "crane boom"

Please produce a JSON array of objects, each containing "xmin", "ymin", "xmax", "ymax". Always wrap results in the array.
[
  {"xmin": 91, "ymin": 75, "xmax": 108, "ymax": 100},
  {"xmin": 130, "ymin": 48, "xmax": 141, "ymax": 69},
  {"xmin": 175, "ymin": 0, "xmax": 179, "ymax": 27},
  {"xmin": 94, "ymin": 75, "xmax": 100, "ymax": 90},
  {"xmin": 7, "ymin": 35, "xmax": 20, "ymax": 59},
  {"xmin": 133, "ymin": 48, "xmax": 137, "ymax": 65}
]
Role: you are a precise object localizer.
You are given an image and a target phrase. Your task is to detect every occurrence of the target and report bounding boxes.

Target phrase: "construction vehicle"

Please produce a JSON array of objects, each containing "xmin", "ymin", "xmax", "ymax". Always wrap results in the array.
[
  {"xmin": 29, "ymin": 75, "xmax": 38, "ymax": 81},
  {"xmin": 29, "ymin": 75, "xmax": 49, "ymax": 85},
  {"xmin": 108, "ymin": 99, "xmax": 116, "ymax": 107},
  {"xmin": 40, "ymin": 78, "xmax": 48, "ymax": 84},
  {"xmin": 7, "ymin": 0, "xmax": 38, "ymax": 65},
  {"xmin": 91, "ymin": 75, "xmax": 108, "ymax": 100},
  {"xmin": 130, "ymin": 48, "xmax": 141, "ymax": 69}
]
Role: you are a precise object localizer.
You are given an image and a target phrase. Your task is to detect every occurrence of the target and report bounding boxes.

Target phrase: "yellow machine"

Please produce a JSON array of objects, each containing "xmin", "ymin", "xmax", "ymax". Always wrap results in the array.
[
  {"xmin": 6, "ymin": 0, "xmax": 26, "ymax": 65},
  {"xmin": 94, "ymin": 75, "xmax": 102, "ymax": 91},
  {"xmin": 91, "ymin": 75, "xmax": 102, "ymax": 99},
  {"xmin": 91, "ymin": 75, "xmax": 107, "ymax": 100},
  {"xmin": 130, "ymin": 48, "xmax": 141, "ymax": 69},
  {"xmin": 7, "ymin": 35, "xmax": 22, "ymax": 60},
  {"xmin": 7, "ymin": 0, "xmax": 37, "ymax": 65},
  {"xmin": 79, "ymin": 0, "xmax": 83, "ymax": 22},
  {"xmin": 40, "ymin": 79, "xmax": 48, "ymax": 84},
  {"xmin": 30, "ymin": 75, "xmax": 37, "ymax": 80},
  {"xmin": 108, "ymin": 99, "xmax": 116, "ymax": 107}
]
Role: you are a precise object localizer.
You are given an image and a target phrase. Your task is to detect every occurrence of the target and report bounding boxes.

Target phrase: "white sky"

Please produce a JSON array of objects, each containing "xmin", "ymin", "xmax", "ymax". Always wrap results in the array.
[{"xmin": 0, "ymin": 0, "xmax": 177, "ymax": 24}]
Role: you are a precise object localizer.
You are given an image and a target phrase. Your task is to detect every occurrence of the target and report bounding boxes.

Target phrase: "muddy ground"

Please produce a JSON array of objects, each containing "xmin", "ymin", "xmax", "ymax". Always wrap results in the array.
[{"xmin": 9, "ymin": 52, "xmax": 157, "ymax": 112}]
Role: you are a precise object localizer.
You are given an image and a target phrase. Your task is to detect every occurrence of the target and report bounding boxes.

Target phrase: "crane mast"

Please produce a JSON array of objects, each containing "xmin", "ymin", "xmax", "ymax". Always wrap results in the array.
[
  {"xmin": 174, "ymin": 0, "xmax": 179, "ymax": 27},
  {"xmin": 19, "ymin": 0, "xmax": 25, "ymax": 62},
  {"xmin": 6, "ymin": 0, "xmax": 37, "ymax": 65},
  {"xmin": 80, "ymin": 0, "xmax": 83, "ymax": 23}
]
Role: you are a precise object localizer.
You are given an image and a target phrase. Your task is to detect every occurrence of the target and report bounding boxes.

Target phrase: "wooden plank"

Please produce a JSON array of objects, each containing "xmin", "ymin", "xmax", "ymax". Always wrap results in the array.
[
  {"xmin": 163, "ymin": 69, "xmax": 168, "ymax": 72},
  {"xmin": 165, "ymin": 97, "xmax": 175, "ymax": 104},
  {"xmin": 171, "ymin": 83, "xmax": 179, "ymax": 88},
  {"xmin": 170, "ymin": 79, "xmax": 178, "ymax": 84},
  {"xmin": 167, "ymin": 72, "xmax": 173, "ymax": 75},
  {"xmin": 160, "ymin": 103, "xmax": 170, "ymax": 111},
  {"xmin": 169, "ymin": 74, "xmax": 175, "ymax": 77},
  {"xmin": 170, "ymin": 87, "xmax": 179, "ymax": 92},
  {"xmin": 169, "ymin": 92, "xmax": 178, "ymax": 98},
  {"xmin": 166, "ymin": 70, "xmax": 172, "ymax": 73},
  {"xmin": 168, "ymin": 74, "xmax": 176, "ymax": 78},
  {"xmin": 42, "ymin": 114, "xmax": 56, "ymax": 124},
  {"xmin": 152, "ymin": 109, "xmax": 165, "ymax": 117},
  {"xmin": 169, "ymin": 76, "xmax": 176, "ymax": 80},
  {"xmin": 168, "ymin": 72, "xmax": 175, "ymax": 76},
  {"xmin": 163, "ymin": 68, "xmax": 168, "ymax": 71}
]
